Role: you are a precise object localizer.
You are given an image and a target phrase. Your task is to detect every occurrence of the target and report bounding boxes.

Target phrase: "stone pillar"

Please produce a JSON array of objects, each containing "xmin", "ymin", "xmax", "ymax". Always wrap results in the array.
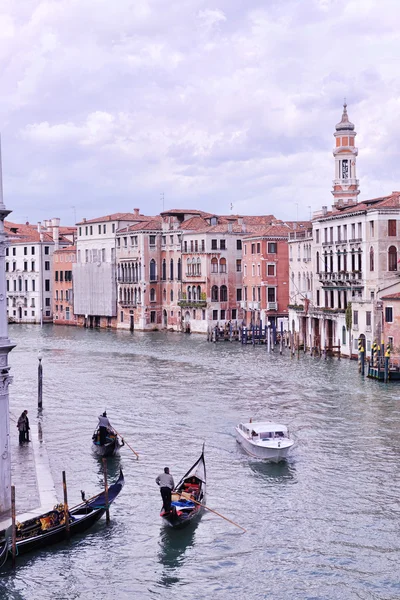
[{"xmin": 0, "ymin": 136, "xmax": 15, "ymax": 520}]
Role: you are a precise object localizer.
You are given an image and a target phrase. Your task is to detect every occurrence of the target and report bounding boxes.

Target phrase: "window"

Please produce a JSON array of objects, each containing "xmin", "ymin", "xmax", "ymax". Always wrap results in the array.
[
  {"xmin": 212, "ymin": 310, "xmax": 218, "ymax": 320},
  {"xmin": 370, "ymin": 221, "xmax": 374, "ymax": 237},
  {"xmin": 120, "ymin": 311, "xmax": 124, "ymax": 323},
  {"xmin": 211, "ymin": 239, "xmax": 218, "ymax": 250},
  {"xmin": 24, "ymin": 280, "xmax": 28, "ymax": 292},
  {"xmin": 268, "ymin": 242, "xmax": 277, "ymax": 253},
  {"xmin": 220, "ymin": 285, "xmax": 227, "ymax": 301},
  {"xmin": 316, "ymin": 290, "xmax": 320, "ymax": 306},
  {"xmin": 201, "ymin": 240, "xmax": 205, "ymax": 252},
  {"xmin": 32, "ymin": 280, "xmax": 35, "ymax": 291},
  {"xmin": 219, "ymin": 258, "xmax": 227, "ymax": 273},
  {"xmin": 12, "ymin": 262, "xmax": 16, "ymax": 271},
  {"xmin": 45, "ymin": 298, "xmax": 50, "ymax": 307},
  {"xmin": 251, "ymin": 243, "xmax": 255, "ymax": 254},
  {"xmin": 103, "ymin": 224, "xmax": 106, "ymax": 234},
  {"xmin": 237, "ymin": 240, "xmax": 242, "ymax": 250},
  {"xmin": 220, "ymin": 310, "xmax": 225, "ymax": 320},
  {"xmin": 150, "ymin": 288, "xmax": 156, "ymax": 302},
  {"xmin": 388, "ymin": 246, "xmax": 397, "ymax": 271},
  {"xmin": 267, "ymin": 264, "xmax": 275, "ymax": 276},
  {"xmin": 45, "ymin": 261, "xmax": 50, "ymax": 270},
  {"xmin": 267, "ymin": 288, "xmax": 276, "ymax": 302},
  {"xmin": 162, "ymin": 259, "xmax": 166, "ymax": 281},
  {"xmin": 236, "ymin": 259, "xmax": 242, "ymax": 272},
  {"xmin": 385, "ymin": 306, "xmax": 393, "ymax": 323},
  {"xmin": 98, "ymin": 225, "xmax": 101, "ymax": 234},
  {"xmin": 150, "ymin": 259, "xmax": 157, "ymax": 281},
  {"xmin": 211, "ymin": 258, "xmax": 218, "ymax": 273},
  {"xmin": 388, "ymin": 220, "xmax": 397, "ymax": 237},
  {"xmin": 149, "ymin": 235, "xmax": 156, "ymax": 247},
  {"xmin": 366, "ymin": 311, "xmax": 371, "ymax": 327},
  {"xmin": 170, "ymin": 289, "xmax": 174, "ymax": 302},
  {"xmin": 342, "ymin": 326, "xmax": 346, "ymax": 345},
  {"xmin": 5, "ymin": 262, "xmax": 8, "ymax": 272},
  {"xmin": 315, "ymin": 230, "xmax": 319, "ymax": 243},
  {"xmin": 220, "ymin": 240, "xmax": 226, "ymax": 250},
  {"xmin": 211, "ymin": 286, "xmax": 218, "ymax": 302},
  {"xmin": 353, "ymin": 310, "xmax": 358, "ymax": 326},
  {"xmin": 236, "ymin": 288, "xmax": 242, "ymax": 301},
  {"xmin": 162, "ymin": 236, "xmax": 166, "ymax": 246},
  {"xmin": 24, "ymin": 247, "xmax": 27, "ymax": 255},
  {"xmin": 44, "ymin": 246, "xmax": 49, "ymax": 255},
  {"xmin": 388, "ymin": 337, "xmax": 394, "ymax": 350},
  {"xmin": 60, "ymin": 271, "xmax": 64, "ymax": 282},
  {"xmin": 244, "ymin": 244, "xmax": 247, "ymax": 255},
  {"xmin": 170, "ymin": 259, "xmax": 174, "ymax": 280},
  {"xmin": 12, "ymin": 248, "xmax": 16, "ymax": 256},
  {"xmin": 60, "ymin": 290, "xmax": 64, "ymax": 301},
  {"xmin": 370, "ymin": 247, "xmax": 374, "ymax": 271},
  {"xmin": 45, "ymin": 279, "xmax": 50, "ymax": 291},
  {"xmin": 177, "ymin": 258, "xmax": 181, "ymax": 281},
  {"xmin": 195, "ymin": 240, "xmax": 198, "ymax": 252},
  {"xmin": 190, "ymin": 240, "xmax": 194, "ymax": 252},
  {"xmin": 112, "ymin": 224, "xmax": 116, "ymax": 233},
  {"xmin": 23, "ymin": 261, "xmax": 27, "ymax": 271}
]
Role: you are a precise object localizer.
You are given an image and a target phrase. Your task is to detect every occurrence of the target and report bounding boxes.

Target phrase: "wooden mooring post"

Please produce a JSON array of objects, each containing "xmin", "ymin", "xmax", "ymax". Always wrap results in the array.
[
  {"xmin": 11, "ymin": 485, "xmax": 16, "ymax": 568},
  {"xmin": 103, "ymin": 458, "xmax": 110, "ymax": 524},
  {"xmin": 62, "ymin": 471, "xmax": 70, "ymax": 540}
]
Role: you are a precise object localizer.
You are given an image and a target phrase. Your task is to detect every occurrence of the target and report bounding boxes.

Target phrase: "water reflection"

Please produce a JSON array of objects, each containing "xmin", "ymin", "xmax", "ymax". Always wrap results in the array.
[
  {"xmin": 157, "ymin": 522, "xmax": 198, "ymax": 587},
  {"xmin": 92, "ymin": 456, "xmax": 123, "ymax": 491},
  {"xmin": 247, "ymin": 459, "xmax": 296, "ymax": 483}
]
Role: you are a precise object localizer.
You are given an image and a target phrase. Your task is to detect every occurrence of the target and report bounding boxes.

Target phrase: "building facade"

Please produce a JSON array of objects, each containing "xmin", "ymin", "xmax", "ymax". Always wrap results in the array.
[{"xmin": 53, "ymin": 246, "xmax": 76, "ymax": 325}]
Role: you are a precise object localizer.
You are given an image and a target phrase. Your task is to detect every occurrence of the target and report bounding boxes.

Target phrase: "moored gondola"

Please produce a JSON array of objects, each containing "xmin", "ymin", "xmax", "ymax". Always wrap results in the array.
[
  {"xmin": 160, "ymin": 446, "xmax": 206, "ymax": 529},
  {"xmin": 0, "ymin": 470, "xmax": 124, "ymax": 560},
  {"xmin": 92, "ymin": 427, "xmax": 124, "ymax": 457},
  {"xmin": 0, "ymin": 537, "xmax": 8, "ymax": 568}
]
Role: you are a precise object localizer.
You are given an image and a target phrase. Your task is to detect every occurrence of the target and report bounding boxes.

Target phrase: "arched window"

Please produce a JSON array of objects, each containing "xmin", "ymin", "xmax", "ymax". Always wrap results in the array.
[
  {"xmin": 343, "ymin": 250, "xmax": 347, "ymax": 272},
  {"xmin": 342, "ymin": 326, "xmax": 346, "ymax": 345},
  {"xmin": 220, "ymin": 285, "xmax": 228, "ymax": 302},
  {"xmin": 150, "ymin": 288, "xmax": 156, "ymax": 302},
  {"xmin": 211, "ymin": 257, "xmax": 218, "ymax": 273},
  {"xmin": 192, "ymin": 286, "xmax": 197, "ymax": 301},
  {"xmin": 197, "ymin": 257, "xmax": 201, "ymax": 275},
  {"xmin": 163, "ymin": 288, "xmax": 166, "ymax": 301},
  {"xmin": 123, "ymin": 288, "xmax": 127, "ymax": 302},
  {"xmin": 138, "ymin": 287, "xmax": 141, "ymax": 302},
  {"xmin": 170, "ymin": 289, "xmax": 174, "ymax": 301},
  {"xmin": 170, "ymin": 259, "xmax": 174, "ymax": 280},
  {"xmin": 351, "ymin": 249, "xmax": 356, "ymax": 271},
  {"xmin": 187, "ymin": 286, "xmax": 192, "ymax": 300},
  {"xmin": 211, "ymin": 285, "xmax": 218, "ymax": 302},
  {"xmin": 220, "ymin": 258, "xmax": 227, "ymax": 273},
  {"xmin": 162, "ymin": 259, "xmax": 166, "ymax": 281},
  {"xmin": 388, "ymin": 246, "xmax": 397, "ymax": 271},
  {"xmin": 370, "ymin": 247, "xmax": 374, "ymax": 271},
  {"xmin": 119, "ymin": 288, "xmax": 122, "ymax": 301},
  {"xmin": 197, "ymin": 285, "xmax": 201, "ymax": 300},
  {"xmin": 187, "ymin": 258, "xmax": 191, "ymax": 275},
  {"xmin": 177, "ymin": 258, "xmax": 181, "ymax": 281},
  {"xmin": 150, "ymin": 259, "xmax": 156, "ymax": 281},
  {"xmin": 324, "ymin": 252, "xmax": 328, "ymax": 273}
]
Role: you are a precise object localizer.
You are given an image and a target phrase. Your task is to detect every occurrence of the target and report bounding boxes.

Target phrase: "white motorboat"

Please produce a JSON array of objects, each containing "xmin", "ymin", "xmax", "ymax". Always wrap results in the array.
[{"xmin": 235, "ymin": 421, "xmax": 294, "ymax": 462}]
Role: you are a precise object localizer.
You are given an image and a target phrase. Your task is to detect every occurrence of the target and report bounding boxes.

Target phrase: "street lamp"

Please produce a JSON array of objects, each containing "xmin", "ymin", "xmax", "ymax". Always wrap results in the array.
[
  {"xmin": 267, "ymin": 321, "xmax": 271, "ymax": 353},
  {"xmin": 38, "ymin": 351, "xmax": 43, "ymax": 409}
]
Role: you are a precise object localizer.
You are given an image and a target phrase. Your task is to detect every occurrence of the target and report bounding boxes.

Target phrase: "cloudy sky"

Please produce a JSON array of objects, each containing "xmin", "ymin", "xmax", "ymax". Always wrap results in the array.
[{"xmin": 1, "ymin": 0, "xmax": 399, "ymax": 225}]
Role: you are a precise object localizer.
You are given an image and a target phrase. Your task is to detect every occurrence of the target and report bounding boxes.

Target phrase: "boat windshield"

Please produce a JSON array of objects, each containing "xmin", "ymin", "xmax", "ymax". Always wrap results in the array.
[{"xmin": 260, "ymin": 431, "xmax": 286, "ymax": 440}]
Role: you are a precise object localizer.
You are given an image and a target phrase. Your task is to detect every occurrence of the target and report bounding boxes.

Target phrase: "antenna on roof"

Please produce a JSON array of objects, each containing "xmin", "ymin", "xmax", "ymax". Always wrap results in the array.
[
  {"xmin": 230, "ymin": 202, "xmax": 233, "ymax": 213},
  {"xmin": 161, "ymin": 192, "xmax": 164, "ymax": 212}
]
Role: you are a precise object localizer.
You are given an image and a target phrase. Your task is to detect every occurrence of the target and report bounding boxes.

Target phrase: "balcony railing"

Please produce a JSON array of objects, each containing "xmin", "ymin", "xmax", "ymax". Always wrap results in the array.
[
  {"xmin": 349, "ymin": 238, "xmax": 362, "ymax": 243},
  {"xmin": 267, "ymin": 302, "xmax": 277, "ymax": 310},
  {"xmin": 178, "ymin": 300, "xmax": 207, "ymax": 308}
]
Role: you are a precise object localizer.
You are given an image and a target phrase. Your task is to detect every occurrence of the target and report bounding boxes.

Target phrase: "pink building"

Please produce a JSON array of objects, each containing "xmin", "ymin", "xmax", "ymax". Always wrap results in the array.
[{"xmin": 53, "ymin": 246, "xmax": 77, "ymax": 325}]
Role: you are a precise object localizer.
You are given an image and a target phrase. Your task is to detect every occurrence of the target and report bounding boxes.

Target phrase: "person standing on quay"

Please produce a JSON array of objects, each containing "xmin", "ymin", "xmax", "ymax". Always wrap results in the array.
[
  {"xmin": 156, "ymin": 467, "xmax": 175, "ymax": 513},
  {"xmin": 17, "ymin": 410, "xmax": 29, "ymax": 444}
]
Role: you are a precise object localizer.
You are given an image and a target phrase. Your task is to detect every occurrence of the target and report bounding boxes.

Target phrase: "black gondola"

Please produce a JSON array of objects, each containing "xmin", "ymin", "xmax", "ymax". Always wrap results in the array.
[
  {"xmin": 160, "ymin": 446, "xmax": 206, "ymax": 529},
  {"xmin": 0, "ymin": 470, "xmax": 124, "ymax": 560},
  {"xmin": 92, "ymin": 427, "xmax": 124, "ymax": 457}
]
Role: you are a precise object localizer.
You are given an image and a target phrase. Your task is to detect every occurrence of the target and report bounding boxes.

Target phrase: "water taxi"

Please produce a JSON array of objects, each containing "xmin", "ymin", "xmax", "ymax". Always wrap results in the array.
[{"xmin": 235, "ymin": 421, "xmax": 294, "ymax": 462}]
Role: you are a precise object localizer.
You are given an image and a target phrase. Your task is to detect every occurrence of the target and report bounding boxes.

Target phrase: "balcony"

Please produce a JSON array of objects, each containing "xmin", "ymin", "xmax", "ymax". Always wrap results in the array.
[
  {"xmin": 349, "ymin": 238, "xmax": 362, "ymax": 243},
  {"xmin": 119, "ymin": 301, "xmax": 137, "ymax": 308},
  {"xmin": 178, "ymin": 300, "xmax": 207, "ymax": 308},
  {"xmin": 322, "ymin": 241, "xmax": 333, "ymax": 246},
  {"xmin": 267, "ymin": 302, "xmax": 277, "ymax": 310},
  {"xmin": 117, "ymin": 277, "xmax": 139, "ymax": 284},
  {"xmin": 247, "ymin": 301, "xmax": 260, "ymax": 310}
]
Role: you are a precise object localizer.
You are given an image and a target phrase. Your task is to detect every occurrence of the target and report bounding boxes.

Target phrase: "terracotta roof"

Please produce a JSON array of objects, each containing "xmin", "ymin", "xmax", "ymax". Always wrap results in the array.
[
  {"xmin": 314, "ymin": 193, "xmax": 400, "ymax": 220},
  {"xmin": 161, "ymin": 208, "xmax": 213, "ymax": 217},
  {"xmin": 77, "ymin": 212, "xmax": 150, "ymax": 225},
  {"xmin": 179, "ymin": 216, "xmax": 209, "ymax": 230},
  {"xmin": 120, "ymin": 218, "xmax": 162, "ymax": 232},
  {"xmin": 54, "ymin": 245, "xmax": 76, "ymax": 254},
  {"xmin": 243, "ymin": 224, "xmax": 293, "ymax": 239},
  {"xmin": 59, "ymin": 226, "xmax": 77, "ymax": 234},
  {"xmin": 381, "ymin": 292, "xmax": 400, "ymax": 300}
]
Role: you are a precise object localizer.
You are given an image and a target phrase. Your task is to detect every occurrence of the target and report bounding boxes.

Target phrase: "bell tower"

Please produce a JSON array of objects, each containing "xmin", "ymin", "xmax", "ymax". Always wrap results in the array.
[{"xmin": 332, "ymin": 102, "xmax": 359, "ymax": 207}]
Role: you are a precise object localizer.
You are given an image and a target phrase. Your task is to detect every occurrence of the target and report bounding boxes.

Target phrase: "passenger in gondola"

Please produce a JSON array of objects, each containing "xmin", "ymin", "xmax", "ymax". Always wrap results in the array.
[
  {"xmin": 156, "ymin": 467, "xmax": 175, "ymax": 514},
  {"xmin": 98, "ymin": 411, "xmax": 111, "ymax": 445}
]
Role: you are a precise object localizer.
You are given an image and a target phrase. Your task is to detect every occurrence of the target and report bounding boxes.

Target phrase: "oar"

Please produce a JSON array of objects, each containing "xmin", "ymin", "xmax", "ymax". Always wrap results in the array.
[
  {"xmin": 179, "ymin": 492, "xmax": 246, "ymax": 533},
  {"xmin": 111, "ymin": 427, "xmax": 139, "ymax": 460}
]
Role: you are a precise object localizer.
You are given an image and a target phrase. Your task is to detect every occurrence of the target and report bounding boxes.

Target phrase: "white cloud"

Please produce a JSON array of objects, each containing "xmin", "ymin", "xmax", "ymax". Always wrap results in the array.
[{"xmin": 1, "ymin": 0, "xmax": 400, "ymax": 224}]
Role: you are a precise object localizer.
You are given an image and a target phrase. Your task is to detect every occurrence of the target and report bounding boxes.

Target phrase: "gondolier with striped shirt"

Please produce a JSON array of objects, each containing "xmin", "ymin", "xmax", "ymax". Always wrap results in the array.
[{"xmin": 156, "ymin": 467, "xmax": 175, "ymax": 514}]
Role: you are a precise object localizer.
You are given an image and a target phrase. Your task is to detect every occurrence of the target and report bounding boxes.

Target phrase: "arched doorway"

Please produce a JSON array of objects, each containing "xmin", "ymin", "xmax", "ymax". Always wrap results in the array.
[
  {"xmin": 163, "ymin": 309, "xmax": 167, "ymax": 328},
  {"xmin": 18, "ymin": 307, "xmax": 22, "ymax": 320},
  {"xmin": 184, "ymin": 311, "xmax": 191, "ymax": 334}
]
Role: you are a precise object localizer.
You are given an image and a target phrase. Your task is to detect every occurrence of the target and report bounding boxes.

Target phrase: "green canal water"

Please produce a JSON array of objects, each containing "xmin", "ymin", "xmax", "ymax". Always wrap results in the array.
[{"xmin": 1, "ymin": 325, "xmax": 400, "ymax": 599}]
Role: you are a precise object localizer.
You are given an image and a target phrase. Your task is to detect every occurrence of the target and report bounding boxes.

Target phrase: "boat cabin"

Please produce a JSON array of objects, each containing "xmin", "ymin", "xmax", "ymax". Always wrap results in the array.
[{"xmin": 238, "ymin": 421, "xmax": 289, "ymax": 441}]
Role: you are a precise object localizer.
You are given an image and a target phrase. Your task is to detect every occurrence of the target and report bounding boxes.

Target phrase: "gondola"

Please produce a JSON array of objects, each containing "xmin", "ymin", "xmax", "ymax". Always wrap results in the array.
[
  {"xmin": 0, "ymin": 537, "xmax": 8, "ymax": 568},
  {"xmin": 160, "ymin": 446, "xmax": 206, "ymax": 529},
  {"xmin": 0, "ymin": 470, "xmax": 124, "ymax": 560},
  {"xmin": 92, "ymin": 427, "xmax": 124, "ymax": 457}
]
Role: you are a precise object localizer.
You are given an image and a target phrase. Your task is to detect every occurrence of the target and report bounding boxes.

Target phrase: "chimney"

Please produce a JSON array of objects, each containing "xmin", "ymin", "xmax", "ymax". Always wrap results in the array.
[
  {"xmin": 82, "ymin": 218, "xmax": 86, "ymax": 223},
  {"xmin": 322, "ymin": 206, "xmax": 328, "ymax": 216},
  {"xmin": 241, "ymin": 223, "xmax": 246, "ymax": 233},
  {"xmin": 37, "ymin": 221, "xmax": 41, "ymax": 233},
  {"xmin": 134, "ymin": 208, "xmax": 140, "ymax": 216},
  {"xmin": 228, "ymin": 222, "xmax": 233, "ymax": 233},
  {"xmin": 52, "ymin": 217, "xmax": 60, "ymax": 250}
]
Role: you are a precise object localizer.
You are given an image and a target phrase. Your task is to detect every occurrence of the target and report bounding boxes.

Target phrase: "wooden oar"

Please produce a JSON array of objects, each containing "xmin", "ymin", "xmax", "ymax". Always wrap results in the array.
[
  {"xmin": 111, "ymin": 427, "xmax": 139, "ymax": 460},
  {"xmin": 179, "ymin": 492, "xmax": 246, "ymax": 533}
]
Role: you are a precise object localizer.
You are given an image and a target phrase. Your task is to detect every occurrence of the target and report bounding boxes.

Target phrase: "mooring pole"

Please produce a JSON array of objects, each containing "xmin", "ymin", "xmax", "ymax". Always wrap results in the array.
[
  {"xmin": 62, "ymin": 471, "xmax": 70, "ymax": 540},
  {"xmin": 102, "ymin": 458, "xmax": 110, "ymax": 524},
  {"xmin": 11, "ymin": 485, "xmax": 16, "ymax": 568},
  {"xmin": 38, "ymin": 351, "xmax": 43, "ymax": 409}
]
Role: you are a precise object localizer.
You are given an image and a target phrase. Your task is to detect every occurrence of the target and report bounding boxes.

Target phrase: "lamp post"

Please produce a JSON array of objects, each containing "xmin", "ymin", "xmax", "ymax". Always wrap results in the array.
[
  {"xmin": 267, "ymin": 321, "xmax": 271, "ymax": 353},
  {"xmin": 38, "ymin": 351, "xmax": 43, "ymax": 409}
]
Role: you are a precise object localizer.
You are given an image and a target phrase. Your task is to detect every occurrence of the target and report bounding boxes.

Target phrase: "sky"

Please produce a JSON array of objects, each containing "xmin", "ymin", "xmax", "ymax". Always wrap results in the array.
[{"xmin": 1, "ymin": 0, "xmax": 400, "ymax": 225}]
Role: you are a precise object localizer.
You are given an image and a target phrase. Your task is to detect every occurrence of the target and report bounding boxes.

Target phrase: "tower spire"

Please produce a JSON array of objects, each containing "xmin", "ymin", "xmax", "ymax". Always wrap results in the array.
[{"xmin": 332, "ymin": 102, "xmax": 359, "ymax": 207}]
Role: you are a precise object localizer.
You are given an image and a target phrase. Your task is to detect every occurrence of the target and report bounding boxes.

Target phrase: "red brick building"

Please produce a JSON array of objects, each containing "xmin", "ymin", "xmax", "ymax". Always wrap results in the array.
[{"xmin": 53, "ymin": 246, "xmax": 76, "ymax": 325}]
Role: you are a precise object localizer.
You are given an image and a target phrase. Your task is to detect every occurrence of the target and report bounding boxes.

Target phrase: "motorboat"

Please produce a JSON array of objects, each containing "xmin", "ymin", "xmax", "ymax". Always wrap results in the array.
[{"xmin": 235, "ymin": 421, "xmax": 294, "ymax": 462}]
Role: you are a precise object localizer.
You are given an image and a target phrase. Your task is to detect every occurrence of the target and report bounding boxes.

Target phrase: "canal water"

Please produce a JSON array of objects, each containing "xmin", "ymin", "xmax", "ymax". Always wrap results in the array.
[{"xmin": 1, "ymin": 325, "xmax": 400, "ymax": 599}]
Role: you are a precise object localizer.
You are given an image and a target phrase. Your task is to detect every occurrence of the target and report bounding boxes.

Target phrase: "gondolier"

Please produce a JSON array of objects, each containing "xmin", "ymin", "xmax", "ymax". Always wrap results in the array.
[
  {"xmin": 98, "ymin": 411, "xmax": 111, "ymax": 445},
  {"xmin": 156, "ymin": 467, "xmax": 174, "ymax": 514}
]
